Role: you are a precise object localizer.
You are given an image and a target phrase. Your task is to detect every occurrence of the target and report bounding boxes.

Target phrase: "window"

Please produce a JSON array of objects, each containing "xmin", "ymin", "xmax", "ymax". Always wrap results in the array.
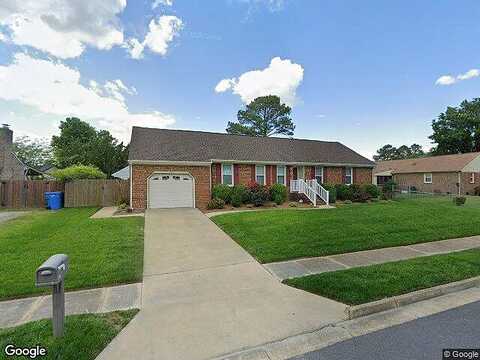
[
  {"xmin": 276, "ymin": 165, "xmax": 286, "ymax": 185},
  {"xmin": 255, "ymin": 165, "xmax": 265, "ymax": 185},
  {"xmin": 345, "ymin": 167, "xmax": 353, "ymax": 185},
  {"xmin": 315, "ymin": 166, "xmax": 324, "ymax": 184},
  {"xmin": 424, "ymin": 173, "xmax": 432, "ymax": 184},
  {"xmin": 470, "ymin": 173, "xmax": 475, "ymax": 184},
  {"xmin": 222, "ymin": 164, "xmax": 233, "ymax": 186}
]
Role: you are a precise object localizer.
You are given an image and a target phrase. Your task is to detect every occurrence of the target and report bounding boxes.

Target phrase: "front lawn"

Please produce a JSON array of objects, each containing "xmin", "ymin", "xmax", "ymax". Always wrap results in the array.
[
  {"xmin": 284, "ymin": 248, "xmax": 480, "ymax": 305},
  {"xmin": 0, "ymin": 208, "xmax": 144, "ymax": 300},
  {"xmin": 0, "ymin": 310, "xmax": 138, "ymax": 360},
  {"xmin": 213, "ymin": 197, "xmax": 480, "ymax": 263}
]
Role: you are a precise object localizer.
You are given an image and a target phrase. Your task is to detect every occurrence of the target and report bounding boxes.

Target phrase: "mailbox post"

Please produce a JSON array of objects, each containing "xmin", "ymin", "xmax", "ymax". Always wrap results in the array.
[{"xmin": 35, "ymin": 254, "xmax": 69, "ymax": 337}]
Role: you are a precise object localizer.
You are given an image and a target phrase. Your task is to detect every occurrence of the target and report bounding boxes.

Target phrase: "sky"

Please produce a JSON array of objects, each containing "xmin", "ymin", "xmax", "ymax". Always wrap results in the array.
[{"xmin": 0, "ymin": 0, "xmax": 479, "ymax": 159}]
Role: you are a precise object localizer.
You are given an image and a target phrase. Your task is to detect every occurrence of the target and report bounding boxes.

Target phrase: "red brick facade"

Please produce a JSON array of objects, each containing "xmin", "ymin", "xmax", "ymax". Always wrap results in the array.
[
  {"xmin": 131, "ymin": 163, "xmax": 373, "ymax": 209},
  {"xmin": 131, "ymin": 164, "xmax": 211, "ymax": 209}
]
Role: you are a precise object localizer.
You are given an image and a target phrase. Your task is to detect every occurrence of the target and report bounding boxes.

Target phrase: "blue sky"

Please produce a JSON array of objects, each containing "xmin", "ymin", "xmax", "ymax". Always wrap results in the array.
[{"xmin": 0, "ymin": 0, "xmax": 479, "ymax": 158}]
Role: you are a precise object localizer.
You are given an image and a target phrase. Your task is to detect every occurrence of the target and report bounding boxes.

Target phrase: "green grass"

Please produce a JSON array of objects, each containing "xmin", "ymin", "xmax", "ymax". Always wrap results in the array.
[
  {"xmin": 0, "ymin": 310, "xmax": 138, "ymax": 360},
  {"xmin": 284, "ymin": 248, "xmax": 480, "ymax": 305},
  {"xmin": 213, "ymin": 197, "xmax": 480, "ymax": 263},
  {"xmin": 0, "ymin": 208, "xmax": 144, "ymax": 300}
]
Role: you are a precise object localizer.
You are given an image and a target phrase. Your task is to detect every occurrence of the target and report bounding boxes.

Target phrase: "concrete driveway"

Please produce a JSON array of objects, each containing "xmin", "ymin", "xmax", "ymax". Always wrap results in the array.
[
  {"xmin": 0, "ymin": 211, "xmax": 28, "ymax": 224},
  {"xmin": 97, "ymin": 208, "xmax": 345, "ymax": 360}
]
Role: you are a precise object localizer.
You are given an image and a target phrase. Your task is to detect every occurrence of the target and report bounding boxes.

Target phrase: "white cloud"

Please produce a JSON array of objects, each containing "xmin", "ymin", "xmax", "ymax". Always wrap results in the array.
[
  {"xmin": 238, "ymin": 0, "xmax": 286, "ymax": 11},
  {"xmin": 214, "ymin": 57, "xmax": 304, "ymax": 106},
  {"xmin": 0, "ymin": 53, "xmax": 175, "ymax": 142},
  {"xmin": 152, "ymin": 0, "xmax": 173, "ymax": 9},
  {"xmin": 126, "ymin": 15, "xmax": 183, "ymax": 59},
  {"xmin": 435, "ymin": 69, "xmax": 480, "ymax": 86},
  {"xmin": 214, "ymin": 78, "xmax": 236, "ymax": 93},
  {"xmin": 0, "ymin": 0, "xmax": 126, "ymax": 59},
  {"xmin": 457, "ymin": 69, "xmax": 480, "ymax": 81}
]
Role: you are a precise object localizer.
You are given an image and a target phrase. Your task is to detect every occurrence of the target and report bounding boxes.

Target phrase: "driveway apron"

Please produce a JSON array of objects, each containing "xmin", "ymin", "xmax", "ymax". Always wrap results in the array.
[{"xmin": 97, "ymin": 208, "xmax": 345, "ymax": 360}]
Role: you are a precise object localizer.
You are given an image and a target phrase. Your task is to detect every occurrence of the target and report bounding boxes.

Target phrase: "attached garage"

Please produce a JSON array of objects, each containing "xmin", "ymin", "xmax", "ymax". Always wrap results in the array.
[{"xmin": 148, "ymin": 173, "xmax": 195, "ymax": 209}]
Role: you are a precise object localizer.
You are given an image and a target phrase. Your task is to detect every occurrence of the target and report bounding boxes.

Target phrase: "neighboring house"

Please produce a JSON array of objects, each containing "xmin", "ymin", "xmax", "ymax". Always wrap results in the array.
[
  {"xmin": 128, "ymin": 127, "xmax": 375, "ymax": 209},
  {"xmin": 373, "ymin": 152, "xmax": 480, "ymax": 195},
  {"xmin": 112, "ymin": 166, "xmax": 129, "ymax": 180},
  {"xmin": 0, "ymin": 125, "xmax": 48, "ymax": 181}
]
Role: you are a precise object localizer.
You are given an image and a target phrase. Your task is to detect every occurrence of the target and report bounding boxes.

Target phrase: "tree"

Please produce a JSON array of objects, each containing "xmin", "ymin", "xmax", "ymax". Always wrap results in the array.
[
  {"xmin": 430, "ymin": 98, "xmax": 480, "ymax": 155},
  {"xmin": 12, "ymin": 136, "xmax": 53, "ymax": 169},
  {"xmin": 373, "ymin": 144, "xmax": 425, "ymax": 161},
  {"xmin": 51, "ymin": 117, "xmax": 128, "ymax": 177},
  {"xmin": 226, "ymin": 95, "xmax": 295, "ymax": 137}
]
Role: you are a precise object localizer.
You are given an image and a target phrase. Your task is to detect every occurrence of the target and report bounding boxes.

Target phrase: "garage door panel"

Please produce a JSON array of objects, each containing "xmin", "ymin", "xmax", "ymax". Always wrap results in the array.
[{"xmin": 149, "ymin": 174, "xmax": 194, "ymax": 208}]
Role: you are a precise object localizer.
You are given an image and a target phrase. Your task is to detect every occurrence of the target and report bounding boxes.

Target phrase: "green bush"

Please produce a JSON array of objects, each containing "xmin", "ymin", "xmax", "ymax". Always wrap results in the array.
[
  {"xmin": 269, "ymin": 184, "xmax": 288, "ymax": 205},
  {"xmin": 335, "ymin": 184, "xmax": 353, "ymax": 201},
  {"xmin": 234, "ymin": 185, "xmax": 249, "ymax": 202},
  {"xmin": 322, "ymin": 184, "xmax": 337, "ymax": 204},
  {"xmin": 207, "ymin": 198, "xmax": 225, "ymax": 210},
  {"xmin": 230, "ymin": 185, "xmax": 246, "ymax": 207},
  {"xmin": 212, "ymin": 184, "xmax": 232, "ymax": 203},
  {"xmin": 363, "ymin": 184, "xmax": 380, "ymax": 198},
  {"xmin": 454, "ymin": 196, "xmax": 467, "ymax": 206},
  {"xmin": 52, "ymin": 165, "xmax": 106, "ymax": 182}
]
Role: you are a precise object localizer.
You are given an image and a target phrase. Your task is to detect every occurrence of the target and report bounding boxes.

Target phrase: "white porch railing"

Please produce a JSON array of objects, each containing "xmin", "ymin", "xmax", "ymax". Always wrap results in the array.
[
  {"xmin": 290, "ymin": 179, "xmax": 316, "ymax": 206},
  {"xmin": 290, "ymin": 179, "xmax": 329, "ymax": 206},
  {"xmin": 306, "ymin": 179, "xmax": 330, "ymax": 205}
]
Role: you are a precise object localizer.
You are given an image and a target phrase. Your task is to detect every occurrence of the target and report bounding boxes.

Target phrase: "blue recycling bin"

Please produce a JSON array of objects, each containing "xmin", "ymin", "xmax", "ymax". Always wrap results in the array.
[{"xmin": 45, "ymin": 192, "xmax": 64, "ymax": 210}]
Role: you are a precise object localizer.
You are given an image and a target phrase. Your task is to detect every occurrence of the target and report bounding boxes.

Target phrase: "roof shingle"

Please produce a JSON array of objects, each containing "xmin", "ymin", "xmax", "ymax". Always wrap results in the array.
[
  {"xmin": 129, "ymin": 127, "xmax": 374, "ymax": 166},
  {"xmin": 374, "ymin": 152, "xmax": 480, "ymax": 174}
]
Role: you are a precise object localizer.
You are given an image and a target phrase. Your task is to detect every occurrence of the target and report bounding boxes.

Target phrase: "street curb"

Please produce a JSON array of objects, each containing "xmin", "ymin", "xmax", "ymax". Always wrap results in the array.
[
  {"xmin": 214, "ymin": 286, "xmax": 480, "ymax": 360},
  {"xmin": 345, "ymin": 276, "xmax": 480, "ymax": 320}
]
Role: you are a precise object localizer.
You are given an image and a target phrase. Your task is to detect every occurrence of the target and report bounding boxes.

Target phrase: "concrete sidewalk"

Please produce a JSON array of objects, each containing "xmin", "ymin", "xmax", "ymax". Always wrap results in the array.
[
  {"xmin": 0, "ymin": 211, "xmax": 29, "ymax": 224},
  {"xmin": 265, "ymin": 236, "xmax": 480, "ymax": 280},
  {"xmin": 97, "ymin": 209, "xmax": 346, "ymax": 360},
  {"xmin": 0, "ymin": 283, "xmax": 141, "ymax": 329}
]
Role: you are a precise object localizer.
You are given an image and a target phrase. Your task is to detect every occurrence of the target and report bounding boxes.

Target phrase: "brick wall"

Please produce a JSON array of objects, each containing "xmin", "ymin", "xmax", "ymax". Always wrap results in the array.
[
  {"xmin": 461, "ymin": 172, "xmax": 480, "ymax": 195},
  {"xmin": 324, "ymin": 167, "xmax": 343, "ymax": 184},
  {"xmin": 394, "ymin": 172, "xmax": 459, "ymax": 194},
  {"xmin": 354, "ymin": 168, "xmax": 373, "ymax": 185},
  {"xmin": 131, "ymin": 164, "xmax": 211, "ymax": 209}
]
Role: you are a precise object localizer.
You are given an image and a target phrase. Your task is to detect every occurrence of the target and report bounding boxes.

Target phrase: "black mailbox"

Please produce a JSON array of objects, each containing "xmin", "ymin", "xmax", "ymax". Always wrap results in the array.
[{"xmin": 36, "ymin": 254, "xmax": 69, "ymax": 287}]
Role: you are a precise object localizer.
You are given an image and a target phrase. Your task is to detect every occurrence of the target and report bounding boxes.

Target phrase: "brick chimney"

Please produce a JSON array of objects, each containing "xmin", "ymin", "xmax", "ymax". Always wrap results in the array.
[{"xmin": 0, "ymin": 124, "xmax": 13, "ymax": 148}]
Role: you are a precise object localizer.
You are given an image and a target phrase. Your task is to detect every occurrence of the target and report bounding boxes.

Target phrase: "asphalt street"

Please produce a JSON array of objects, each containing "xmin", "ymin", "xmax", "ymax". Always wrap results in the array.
[{"xmin": 292, "ymin": 301, "xmax": 480, "ymax": 360}]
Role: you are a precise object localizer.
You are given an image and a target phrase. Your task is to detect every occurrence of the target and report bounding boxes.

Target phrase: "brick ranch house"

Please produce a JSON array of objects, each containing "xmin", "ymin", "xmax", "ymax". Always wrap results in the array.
[
  {"xmin": 373, "ymin": 152, "xmax": 480, "ymax": 195},
  {"xmin": 128, "ymin": 127, "xmax": 375, "ymax": 209}
]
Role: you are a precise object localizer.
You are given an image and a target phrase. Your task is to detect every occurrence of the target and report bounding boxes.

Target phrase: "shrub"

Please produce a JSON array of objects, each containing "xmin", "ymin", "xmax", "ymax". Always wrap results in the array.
[
  {"xmin": 207, "ymin": 198, "xmax": 225, "ymax": 210},
  {"xmin": 245, "ymin": 182, "xmax": 269, "ymax": 206},
  {"xmin": 230, "ymin": 185, "xmax": 246, "ymax": 207},
  {"xmin": 335, "ymin": 184, "xmax": 353, "ymax": 201},
  {"xmin": 322, "ymin": 184, "xmax": 337, "ymax": 204},
  {"xmin": 382, "ymin": 180, "xmax": 397, "ymax": 199},
  {"xmin": 212, "ymin": 184, "xmax": 232, "ymax": 203},
  {"xmin": 363, "ymin": 184, "xmax": 380, "ymax": 198},
  {"xmin": 52, "ymin": 165, "xmax": 106, "ymax": 182},
  {"xmin": 269, "ymin": 184, "xmax": 288, "ymax": 205},
  {"xmin": 454, "ymin": 196, "xmax": 466, "ymax": 206}
]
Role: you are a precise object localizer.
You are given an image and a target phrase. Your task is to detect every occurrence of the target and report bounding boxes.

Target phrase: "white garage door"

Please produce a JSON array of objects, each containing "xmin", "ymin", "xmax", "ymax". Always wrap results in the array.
[{"xmin": 148, "ymin": 173, "xmax": 194, "ymax": 208}]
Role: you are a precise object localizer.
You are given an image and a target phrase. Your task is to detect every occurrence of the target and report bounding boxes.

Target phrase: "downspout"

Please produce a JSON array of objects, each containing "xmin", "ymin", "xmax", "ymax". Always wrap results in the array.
[
  {"xmin": 458, "ymin": 172, "xmax": 461, "ymax": 196},
  {"xmin": 129, "ymin": 163, "xmax": 133, "ymax": 209}
]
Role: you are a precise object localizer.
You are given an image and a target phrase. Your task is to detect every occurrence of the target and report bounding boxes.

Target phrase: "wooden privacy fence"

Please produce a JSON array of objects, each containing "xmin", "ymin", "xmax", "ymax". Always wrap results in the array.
[
  {"xmin": 64, "ymin": 180, "xmax": 129, "ymax": 208},
  {"xmin": 0, "ymin": 179, "xmax": 129, "ymax": 208},
  {"xmin": 0, "ymin": 180, "xmax": 64, "ymax": 208}
]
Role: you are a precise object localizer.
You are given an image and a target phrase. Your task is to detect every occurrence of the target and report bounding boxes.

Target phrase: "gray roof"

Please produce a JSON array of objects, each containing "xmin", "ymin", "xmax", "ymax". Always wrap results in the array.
[{"xmin": 129, "ymin": 127, "xmax": 374, "ymax": 166}]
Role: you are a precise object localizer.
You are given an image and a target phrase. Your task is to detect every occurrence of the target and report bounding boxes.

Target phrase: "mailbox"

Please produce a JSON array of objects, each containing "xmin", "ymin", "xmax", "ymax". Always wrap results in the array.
[
  {"xmin": 35, "ymin": 254, "xmax": 69, "ymax": 337},
  {"xmin": 36, "ymin": 254, "xmax": 69, "ymax": 287}
]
